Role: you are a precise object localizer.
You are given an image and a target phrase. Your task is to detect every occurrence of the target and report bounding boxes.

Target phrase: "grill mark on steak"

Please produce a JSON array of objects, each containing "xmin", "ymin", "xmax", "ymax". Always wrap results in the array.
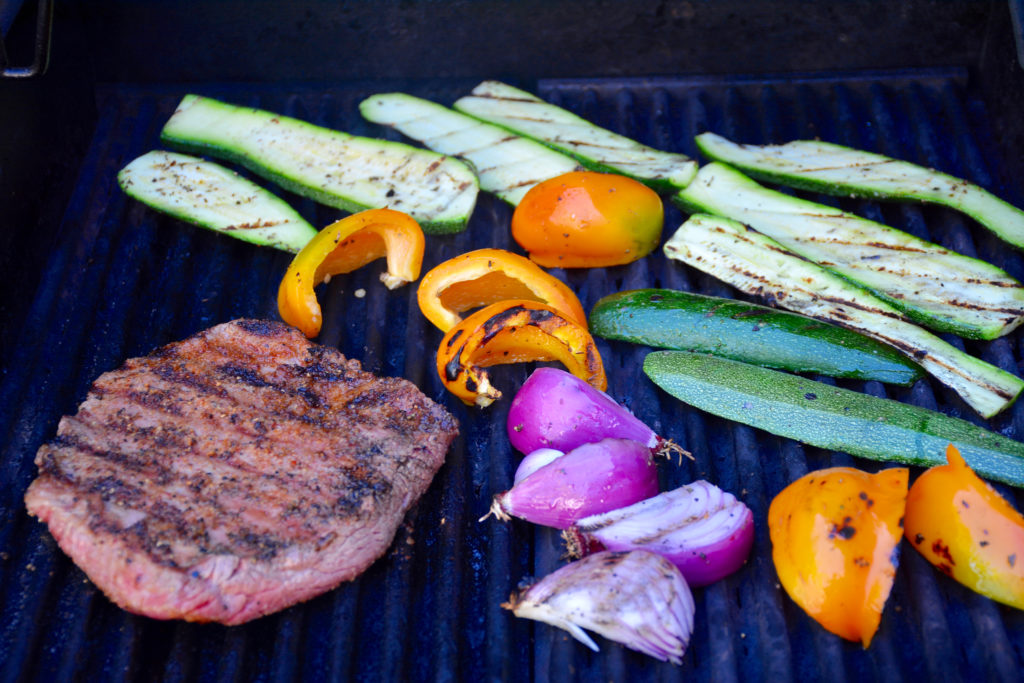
[{"xmin": 24, "ymin": 319, "xmax": 458, "ymax": 624}]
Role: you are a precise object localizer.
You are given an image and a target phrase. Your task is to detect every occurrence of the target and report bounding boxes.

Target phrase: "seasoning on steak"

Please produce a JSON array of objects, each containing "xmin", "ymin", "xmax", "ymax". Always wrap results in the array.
[{"xmin": 24, "ymin": 319, "xmax": 458, "ymax": 625}]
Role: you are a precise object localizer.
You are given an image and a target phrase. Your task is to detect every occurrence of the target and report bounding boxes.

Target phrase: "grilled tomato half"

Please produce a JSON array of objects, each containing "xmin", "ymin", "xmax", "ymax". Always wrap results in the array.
[{"xmin": 511, "ymin": 171, "xmax": 663, "ymax": 268}]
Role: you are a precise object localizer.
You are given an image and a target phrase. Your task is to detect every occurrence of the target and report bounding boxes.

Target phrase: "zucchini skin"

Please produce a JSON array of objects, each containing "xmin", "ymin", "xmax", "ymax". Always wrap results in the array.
[
  {"xmin": 695, "ymin": 132, "xmax": 1024, "ymax": 250},
  {"xmin": 118, "ymin": 150, "xmax": 317, "ymax": 253},
  {"xmin": 674, "ymin": 162, "xmax": 1024, "ymax": 340},
  {"xmin": 453, "ymin": 80, "xmax": 698, "ymax": 193},
  {"xmin": 160, "ymin": 94, "xmax": 479, "ymax": 235},
  {"xmin": 589, "ymin": 289, "xmax": 923, "ymax": 385},
  {"xmin": 644, "ymin": 350, "xmax": 1024, "ymax": 488}
]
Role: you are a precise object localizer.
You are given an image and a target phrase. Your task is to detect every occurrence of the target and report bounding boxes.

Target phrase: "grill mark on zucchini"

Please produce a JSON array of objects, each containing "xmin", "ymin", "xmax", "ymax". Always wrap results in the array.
[
  {"xmin": 675, "ymin": 162, "xmax": 1024, "ymax": 339},
  {"xmin": 159, "ymin": 95, "xmax": 478, "ymax": 234},
  {"xmin": 453, "ymin": 80, "xmax": 698, "ymax": 191},
  {"xmin": 695, "ymin": 133, "xmax": 1024, "ymax": 249},
  {"xmin": 360, "ymin": 92, "xmax": 581, "ymax": 206},
  {"xmin": 665, "ymin": 214, "xmax": 1024, "ymax": 417}
]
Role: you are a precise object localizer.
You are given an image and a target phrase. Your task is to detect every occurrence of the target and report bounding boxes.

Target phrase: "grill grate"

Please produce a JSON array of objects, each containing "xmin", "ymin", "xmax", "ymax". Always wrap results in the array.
[{"xmin": 1, "ymin": 71, "xmax": 1023, "ymax": 681}]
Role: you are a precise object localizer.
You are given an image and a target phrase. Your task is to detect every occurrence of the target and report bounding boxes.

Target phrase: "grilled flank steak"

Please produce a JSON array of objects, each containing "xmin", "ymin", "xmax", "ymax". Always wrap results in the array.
[{"xmin": 24, "ymin": 319, "xmax": 458, "ymax": 625}]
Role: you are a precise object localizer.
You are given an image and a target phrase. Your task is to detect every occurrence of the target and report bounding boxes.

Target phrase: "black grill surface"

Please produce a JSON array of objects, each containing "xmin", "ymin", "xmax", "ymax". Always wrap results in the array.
[{"xmin": 2, "ymin": 71, "xmax": 1023, "ymax": 681}]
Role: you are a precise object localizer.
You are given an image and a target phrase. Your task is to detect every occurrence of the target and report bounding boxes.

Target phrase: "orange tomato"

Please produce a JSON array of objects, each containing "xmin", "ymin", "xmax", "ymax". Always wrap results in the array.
[
  {"xmin": 768, "ymin": 466, "xmax": 908, "ymax": 647},
  {"xmin": 904, "ymin": 444, "xmax": 1024, "ymax": 610},
  {"xmin": 511, "ymin": 171, "xmax": 664, "ymax": 268}
]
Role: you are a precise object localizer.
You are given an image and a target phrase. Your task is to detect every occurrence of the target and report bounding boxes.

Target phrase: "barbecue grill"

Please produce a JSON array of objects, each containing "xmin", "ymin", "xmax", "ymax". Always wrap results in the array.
[{"xmin": 2, "ymin": 1, "xmax": 1023, "ymax": 680}]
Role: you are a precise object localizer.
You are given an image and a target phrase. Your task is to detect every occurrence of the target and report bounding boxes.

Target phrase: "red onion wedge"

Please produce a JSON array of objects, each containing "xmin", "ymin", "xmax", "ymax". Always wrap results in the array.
[
  {"xmin": 565, "ymin": 481, "xmax": 754, "ymax": 587},
  {"xmin": 507, "ymin": 367, "xmax": 689, "ymax": 460},
  {"xmin": 486, "ymin": 438, "xmax": 658, "ymax": 529},
  {"xmin": 513, "ymin": 448, "xmax": 564, "ymax": 485},
  {"xmin": 503, "ymin": 550, "xmax": 695, "ymax": 664}
]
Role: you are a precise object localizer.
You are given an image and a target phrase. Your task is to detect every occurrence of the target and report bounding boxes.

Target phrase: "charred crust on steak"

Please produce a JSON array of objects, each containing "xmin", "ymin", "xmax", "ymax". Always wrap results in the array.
[
  {"xmin": 23, "ymin": 319, "xmax": 459, "ymax": 625},
  {"xmin": 233, "ymin": 318, "xmax": 287, "ymax": 337}
]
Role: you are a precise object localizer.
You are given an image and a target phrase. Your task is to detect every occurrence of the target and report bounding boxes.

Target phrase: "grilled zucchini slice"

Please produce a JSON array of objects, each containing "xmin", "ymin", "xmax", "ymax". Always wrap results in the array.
[
  {"xmin": 118, "ymin": 150, "xmax": 317, "ymax": 252},
  {"xmin": 589, "ymin": 288, "xmax": 924, "ymax": 385},
  {"xmin": 674, "ymin": 162, "xmax": 1024, "ymax": 340},
  {"xmin": 453, "ymin": 80, "xmax": 698, "ymax": 192},
  {"xmin": 644, "ymin": 350, "xmax": 1024, "ymax": 488},
  {"xmin": 663, "ymin": 213, "xmax": 1024, "ymax": 418},
  {"xmin": 360, "ymin": 92, "xmax": 581, "ymax": 205},
  {"xmin": 695, "ymin": 132, "xmax": 1024, "ymax": 250},
  {"xmin": 160, "ymin": 94, "xmax": 479, "ymax": 234}
]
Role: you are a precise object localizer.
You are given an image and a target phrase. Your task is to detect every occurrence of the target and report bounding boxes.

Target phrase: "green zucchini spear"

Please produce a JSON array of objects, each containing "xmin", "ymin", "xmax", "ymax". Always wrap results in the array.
[
  {"xmin": 118, "ymin": 150, "xmax": 317, "ymax": 252},
  {"xmin": 674, "ymin": 162, "xmax": 1024, "ymax": 340},
  {"xmin": 359, "ymin": 92, "xmax": 582, "ymax": 205},
  {"xmin": 589, "ymin": 288, "xmax": 924, "ymax": 385},
  {"xmin": 695, "ymin": 132, "xmax": 1024, "ymax": 250},
  {"xmin": 452, "ymin": 80, "xmax": 698, "ymax": 193},
  {"xmin": 160, "ymin": 94, "xmax": 479, "ymax": 234},
  {"xmin": 644, "ymin": 350, "xmax": 1024, "ymax": 488},
  {"xmin": 663, "ymin": 214, "xmax": 1023, "ymax": 418}
]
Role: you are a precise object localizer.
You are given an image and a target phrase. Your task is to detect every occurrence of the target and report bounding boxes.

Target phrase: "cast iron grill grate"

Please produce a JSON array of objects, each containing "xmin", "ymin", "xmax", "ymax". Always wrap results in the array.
[{"xmin": 0, "ymin": 71, "xmax": 1022, "ymax": 681}]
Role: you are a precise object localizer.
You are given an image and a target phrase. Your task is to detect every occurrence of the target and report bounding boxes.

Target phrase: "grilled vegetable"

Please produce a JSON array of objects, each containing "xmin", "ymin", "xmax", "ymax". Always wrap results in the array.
[
  {"xmin": 674, "ymin": 162, "xmax": 1024, "ymax": 340},
  {"xmin": 769, "ymin": 466, "xmax": 908, "ymax": 647},
  {"xmin": 643, "ymin": 350, "xmax": 1024, "ymax": 488},
  {"xmin": 118, "ymin": 150, "xmax": 317, "ymax": 252},
  {"xmin": 504, "ymin": 551, "xmax": 695, "ymax": 664},
  {"xmin": 160, "ymin": 94, "xmax": 479, "ymax": 234},
  {"xmin": 489, "ymin": 439, "xmax": 659, "ymax": 529},
  {"xmin": 417, "ymin": 248, "xmax": 586, "ymax": 332},
  {"xmin": 565, "ymin": 481, "xmax": 755, "ymax": 587},
  {"xmin": 511, "ymin": 171, "xmax": 664, "ymax": 267},
  {"xmin": 904, "ymin": 444, "xmax": 1024, "ymax": 610},
  {"xmin": 506, "ymin": 367, "xmax": 685, "ymax": 458},
  {"xmin": 436, "ymin": 300, "xmax": 606, "ymax": 407},
  {"xmin": 453, "ymin": 80, "xmax": 698, "ymax": 192},
  {"xmin": 277, "ymin": 208, "xmax": 425, "ymax": 338},
  {"xmin": 589, "ymin": 289, "xmax": 924, "ymax": 385},
  {"xmin": 359, "ymin": 92, "xmax": 581, "ymax": 205},
  {"xmin": 695, "ymin": 132, "xmax": 1024, "ymax": 250},
  {"xmin": 664, "ymin": 214, "xmax": 1023, "ymax": 418}
]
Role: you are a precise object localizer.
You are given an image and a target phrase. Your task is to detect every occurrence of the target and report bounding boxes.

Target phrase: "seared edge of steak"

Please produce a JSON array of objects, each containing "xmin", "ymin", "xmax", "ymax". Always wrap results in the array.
[{"xmin": 24, "ymin": 319, "xmax": 458, "ymax": 624}]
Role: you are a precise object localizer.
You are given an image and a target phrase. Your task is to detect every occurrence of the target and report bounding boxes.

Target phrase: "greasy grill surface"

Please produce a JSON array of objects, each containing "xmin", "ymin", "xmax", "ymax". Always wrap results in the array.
[{"xmin": 1, "ymin": 72, "xmax": 1023, "ymax": 680}]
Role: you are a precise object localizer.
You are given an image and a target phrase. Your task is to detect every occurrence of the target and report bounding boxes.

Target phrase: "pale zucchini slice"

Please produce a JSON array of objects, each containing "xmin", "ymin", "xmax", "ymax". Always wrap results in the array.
[
  {"xmin": 160, "ymin": 94, "xmax": 479, "ymax": 234},
  {"xmin": 695, "ymin": 132, "xmax": 1024, "ymax": 249},
  {"xmin": 359, "ymin": 92, "xmax": 581, "ymax": 205},
  {"xmin": 675, "ymin": 162, "xmax": 1024, "ymax": 340},
  {"xmin": 118, "ymin": 150, "xmax": 317, "ymax": 252},
  {"xmin": 453, "ymin": 80, "xmax": 698, "ymax": 192},
  {"xmin": 663, "ymin": 213, "xmax": 1024, "ymax": 418}
]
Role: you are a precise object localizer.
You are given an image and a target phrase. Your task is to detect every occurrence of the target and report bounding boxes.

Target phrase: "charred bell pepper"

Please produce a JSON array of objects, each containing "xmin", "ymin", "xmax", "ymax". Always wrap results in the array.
[
  {"xmin": 417, "ymin": 248, "xmax": 587, "ymax": 332},
  {"xmin": 437, "ymin": 299, "xmax": 606, "ymax": 407},
  {"xmin": 278, "ymin": 208, "xmax": 425, "ymax": 337},
  {"xmin": 768, "ymin": 466, "xmax": 908, "ymax": 647},
  {"xmin": 904, "ymin": 444, "xmax": 1024, "ymax": 610}
]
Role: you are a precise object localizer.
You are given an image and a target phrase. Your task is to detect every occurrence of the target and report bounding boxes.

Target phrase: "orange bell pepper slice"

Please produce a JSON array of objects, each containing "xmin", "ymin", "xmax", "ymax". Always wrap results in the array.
[
  {"xmin": 768, "ymin": 466, "xmax": 908, "ymax": 647},
  {"xmin": 278, "ymin": 208, "xmax": 425, "ymax": 337},
  {"xmin": 905, "ymin": 444, "xmax": 1024, "ymax": 610},
  {"xmin": 417, "ymin": 248, "xmax": 587, "ymax": 331},
  {"xmin": 437, "ymin": 300, "xmax": 606, "ymax": 407}
]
